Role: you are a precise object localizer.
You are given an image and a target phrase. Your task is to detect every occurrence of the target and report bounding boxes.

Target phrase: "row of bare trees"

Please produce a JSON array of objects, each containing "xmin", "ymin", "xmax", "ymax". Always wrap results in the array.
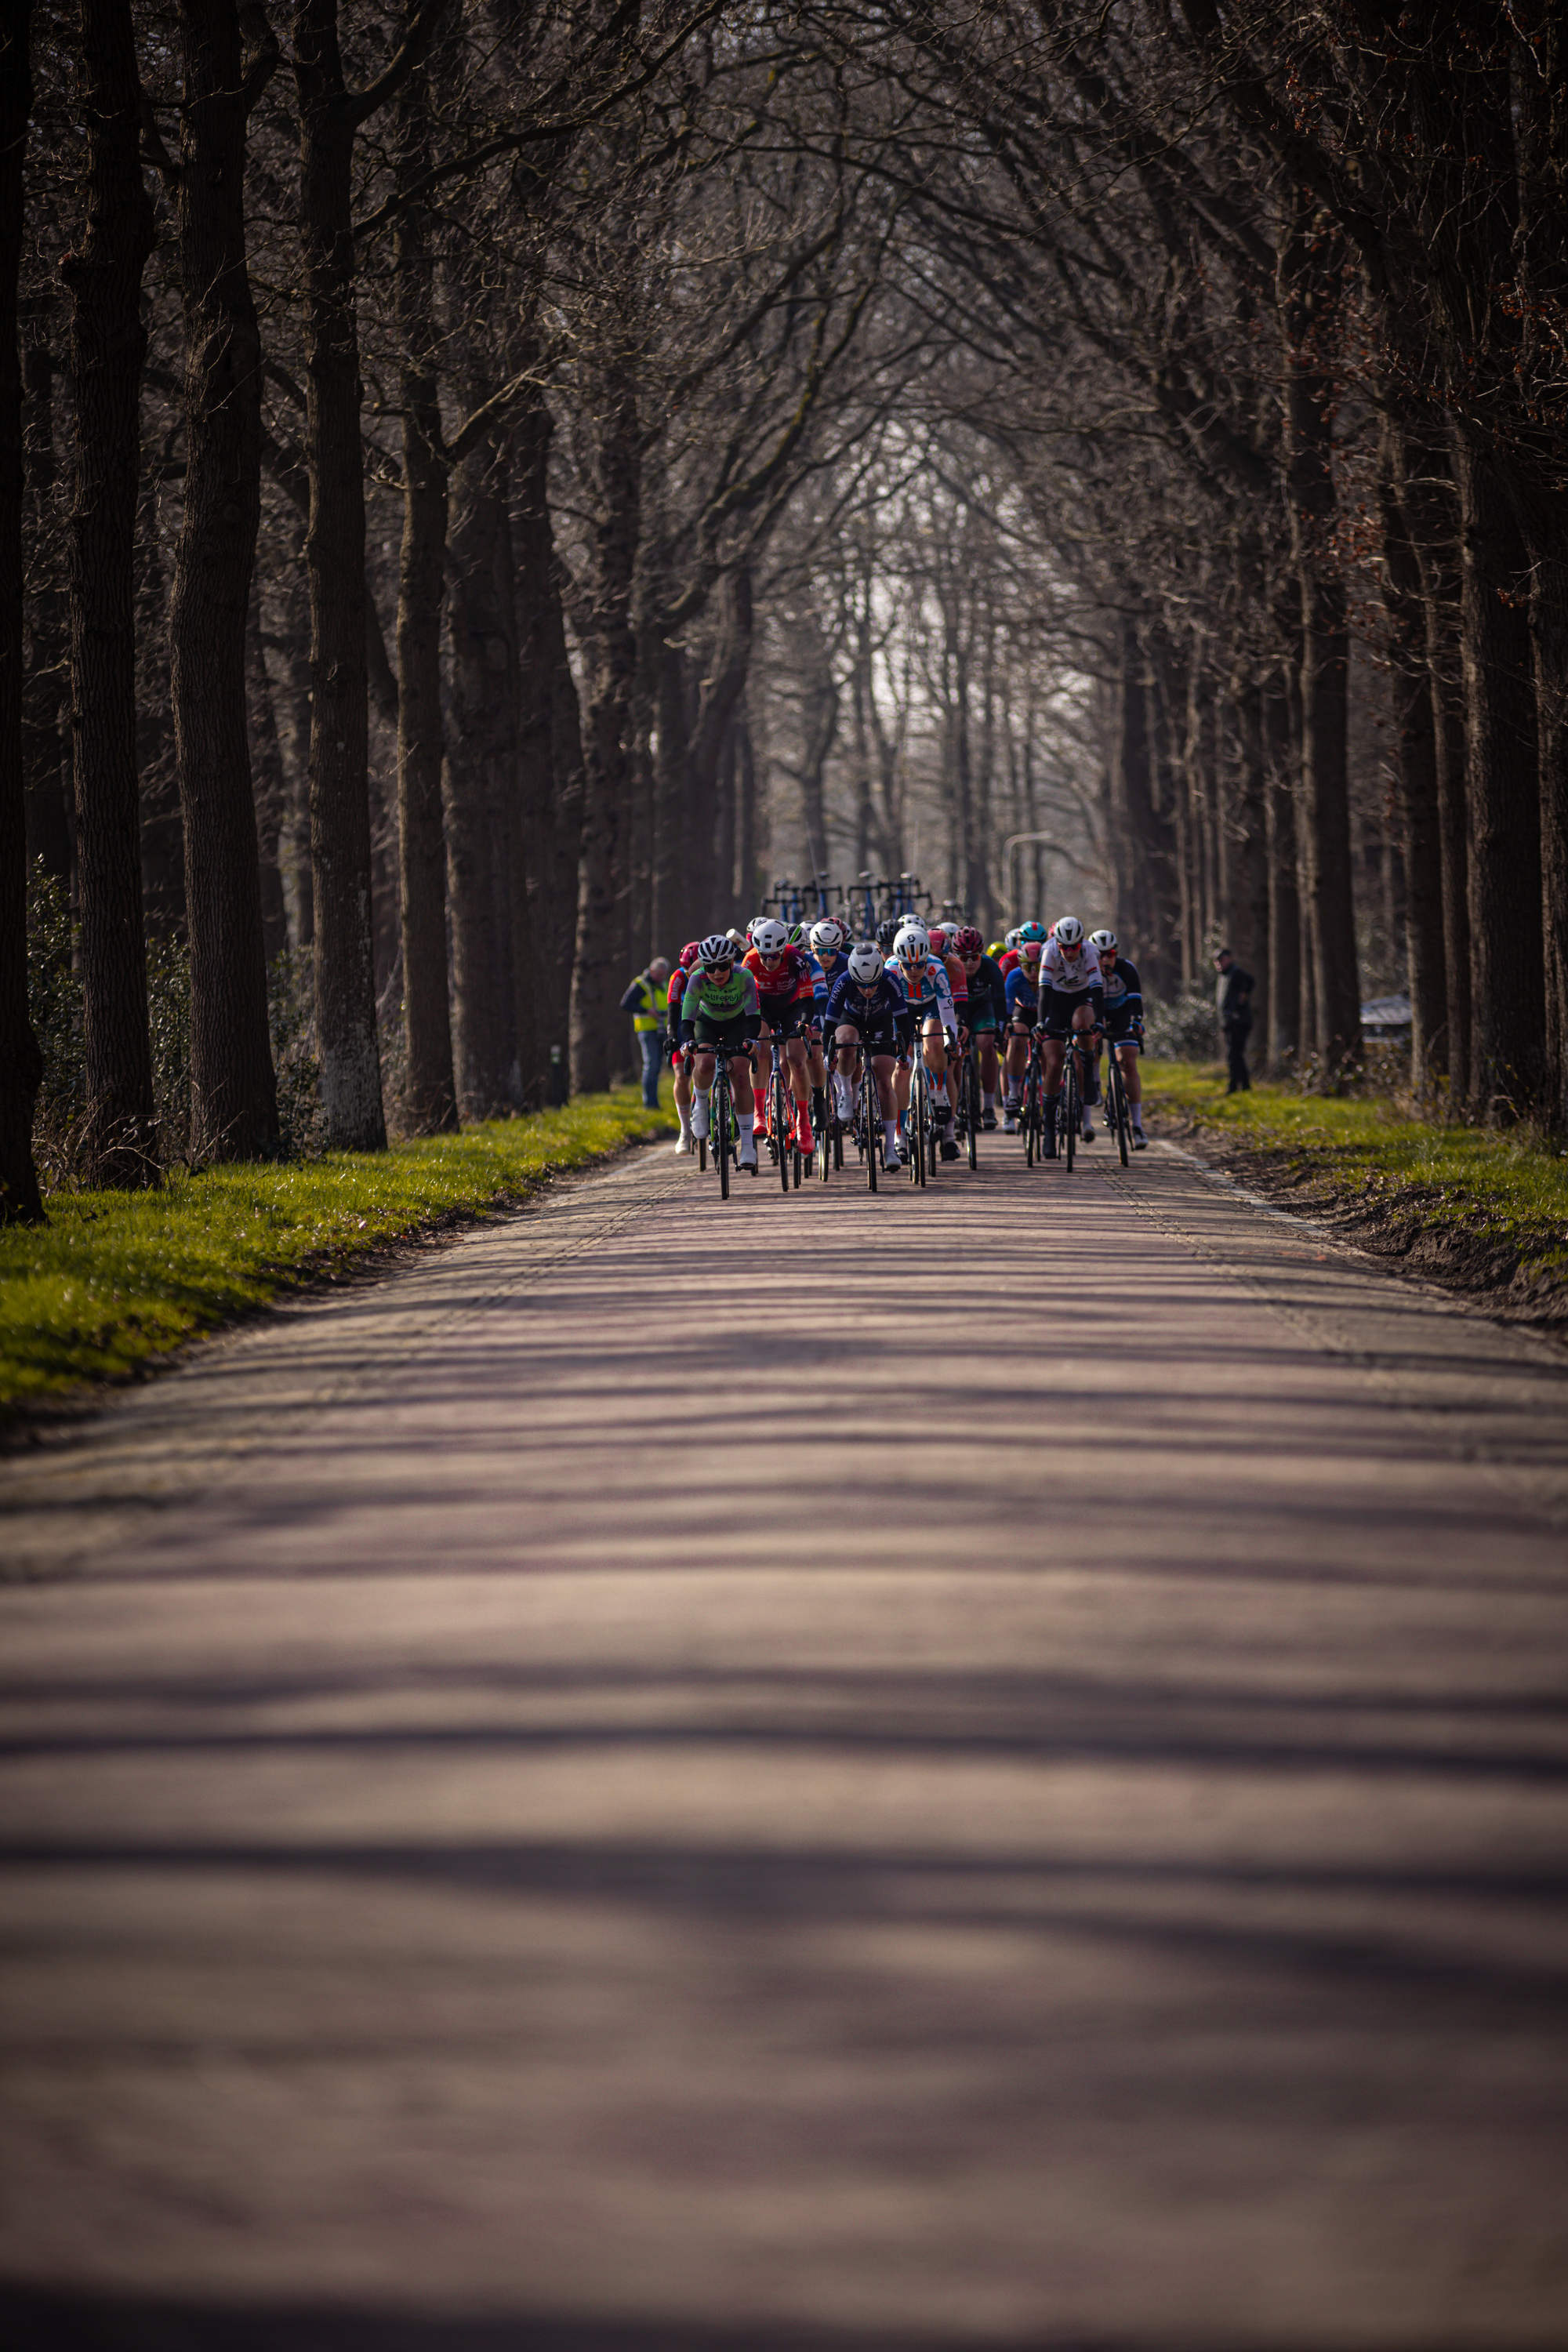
[{"xmin": 3, "ymin": 2, "xmax": 1565, "ymax": 1222}]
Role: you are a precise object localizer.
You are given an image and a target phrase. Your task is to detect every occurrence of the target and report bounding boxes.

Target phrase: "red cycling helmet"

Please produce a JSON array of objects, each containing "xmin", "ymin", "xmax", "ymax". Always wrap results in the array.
[
  {"xmin": 927, "ymin": 924, "xmax": 949, "ymax": 953},
  {"xmin": 953, "ymin": 924, "xmax": 983, "ymax": 955},
  {"xmin": 678, "ymin": 940, "xmax": 702, "ymax": 969}
]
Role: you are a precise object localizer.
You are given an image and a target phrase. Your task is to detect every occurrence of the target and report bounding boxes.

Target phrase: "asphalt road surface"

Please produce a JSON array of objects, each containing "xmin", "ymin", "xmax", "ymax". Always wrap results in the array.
[{"xmin": 3, "ymin": 1133, "xmax": 1567, "ymax": 2350}]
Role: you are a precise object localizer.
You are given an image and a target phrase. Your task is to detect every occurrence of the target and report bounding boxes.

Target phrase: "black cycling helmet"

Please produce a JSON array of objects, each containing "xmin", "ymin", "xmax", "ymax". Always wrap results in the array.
[{"xmin": 875, "ymin": 916, "xmax": 899, "ymax": 952}]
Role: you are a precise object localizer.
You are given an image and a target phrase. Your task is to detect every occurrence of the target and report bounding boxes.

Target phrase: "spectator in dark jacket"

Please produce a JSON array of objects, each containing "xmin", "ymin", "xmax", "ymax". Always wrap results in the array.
[{"xmin": 1214, "ymin": 948, "xmax": 1254, "ymax": 1093}]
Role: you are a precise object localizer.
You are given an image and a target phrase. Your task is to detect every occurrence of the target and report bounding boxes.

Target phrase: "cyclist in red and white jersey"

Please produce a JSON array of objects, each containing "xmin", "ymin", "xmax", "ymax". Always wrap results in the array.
[{"xmin": 742, "ymin": 917, "xmax": 817, "ymax": 1154}]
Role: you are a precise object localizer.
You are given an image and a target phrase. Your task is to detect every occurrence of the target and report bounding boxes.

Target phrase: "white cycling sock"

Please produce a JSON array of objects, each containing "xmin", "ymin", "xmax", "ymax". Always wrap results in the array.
[
  {"xmin": 738, "ymin": 1109, "xmax": 754, "ymax": 1135},
  {"xmin": 1131, "ymin": 1109, "xmax": 1143, "ymax": 1130},
  {"xmin": 692, "ymin": 1089, "xmax": 711, "ymax": 1135},
  {"xmin": 983, "ymin": 1091, "xmax": 996, "ymax": 1110},
  {"xmin": 884, "ymin": 1117, "xmax": 898, "ymax": 1147}
]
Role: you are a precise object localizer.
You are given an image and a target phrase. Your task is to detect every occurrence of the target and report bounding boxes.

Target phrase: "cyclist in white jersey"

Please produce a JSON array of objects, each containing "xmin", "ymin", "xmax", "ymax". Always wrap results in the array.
[
  {"xmin": 890, "ymin": 921, "xmax": 960, "ymax": 1157},
  {"xmin": 1040, "ymin": 916, "xmax": 1105, "ymax": 1144}
]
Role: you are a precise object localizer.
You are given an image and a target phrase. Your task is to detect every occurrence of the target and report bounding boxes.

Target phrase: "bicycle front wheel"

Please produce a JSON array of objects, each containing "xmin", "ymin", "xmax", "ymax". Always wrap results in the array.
[
  {"xmin": 864, "ymin": 1072, "xmax": 879, "ymax": 1191},
  {"xmin": 1112, "ymin": 1060, "xmax": 1130, "ymax": 1165},
  {"xmin": 1063, "ymin": 1062, "xmax": 1076, "ymax": 1171},
  {"xmin": 717, "ymin": 1079, "xmax": 731, "ymax": 1198}
]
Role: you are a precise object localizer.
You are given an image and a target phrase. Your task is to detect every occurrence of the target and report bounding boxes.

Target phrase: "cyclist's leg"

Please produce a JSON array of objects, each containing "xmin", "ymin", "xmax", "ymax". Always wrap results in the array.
[
  {"xmin": 872, "ymin": 1051, "xmax": 900, "ymax": 1162},
  {"xmin": 753, "ymin": 1022, "xmax": 775, "ymax": 1131},
  {"xmin": 975, "ymin": 1023, "xmax": 1000, "ymax": 1124},
  {"xmin": 833, "ymin": 1023, "xmax": 859, "ymax": 1120},
  {"xmin": 729, "ymin": 1049, "xmax": 758, "ymax": 1167},
  {"xmin": 1004, "ymin": 1018, "xmax": 1029, "ymax": 1120},
  {"xmin": 689, "ymin": 1044, "xmax": 717, "ymax": 1134},
  {"xmin": 1117, "ymin": 1036, "xmax": 1145, "ymax": 1138},
  {"xmin": 1072, "ymin": 1004, "xmax": 1098, "ymax": 1133},
  {"xmin": 670, "ymin": 1044, "xmax": 694, "ymax": 1147}
]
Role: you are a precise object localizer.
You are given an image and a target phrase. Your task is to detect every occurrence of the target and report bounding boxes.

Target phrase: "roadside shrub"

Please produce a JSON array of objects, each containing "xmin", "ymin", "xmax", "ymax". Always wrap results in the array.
[
  {"xmin": 1144, "ymin": 986, "xmax": 1218, "ymax": 1062},
  {"xmin": 267, "ymin": 946, "xmax": 326, "ymax": 1160}
]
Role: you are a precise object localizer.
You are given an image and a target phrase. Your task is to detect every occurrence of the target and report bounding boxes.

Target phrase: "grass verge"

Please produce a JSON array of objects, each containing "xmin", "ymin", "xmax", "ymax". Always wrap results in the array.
[
  {"xmin": 1, "ymin": 1088, "xmax": 672, "ymax": 1417},
  {"xmin": 1141, "ymin": 1062, "xmax": 1568, "ymax": 1323}
]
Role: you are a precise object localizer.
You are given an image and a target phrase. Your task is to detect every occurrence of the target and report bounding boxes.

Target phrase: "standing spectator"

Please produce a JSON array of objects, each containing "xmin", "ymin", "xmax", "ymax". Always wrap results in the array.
[
  {"xmin": 621, "ymin": 958, "xmax": 671, "ymax": 1108},
  {"xmin": 1214, "ymin": 947, "xmax": 1254, "ymax": 1093}
]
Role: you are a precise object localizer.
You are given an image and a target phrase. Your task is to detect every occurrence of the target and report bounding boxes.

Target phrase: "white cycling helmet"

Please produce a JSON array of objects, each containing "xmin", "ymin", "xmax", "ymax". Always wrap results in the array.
[
  {"xmin": 810, "ymin": 917, "xmax": 847, "ymax": 955},
  {"xmin": 1089, "ymin": 928, "xmax": 1116, "ymax": 954},
  {"xmin": 1054, "ymin": 915, "xmax": 1084, "ymax": 949},
  {"xmin": 894, "ymin": 921, "xmax": 930, "ymax": 963},
  {"xmin": 848, "ymin": 942, "xmax": 884, "ymax": 985},
  {"xmin": 1004, "ymin": 927, "xmax": 1022, "ymax": 951},
  {"xmin": 751, "ymin": 916, "xmax": 790, "ymax": 958},
  {"xmin": 697, "ymin": 932, "xmax": 735, "ymax": 968}
]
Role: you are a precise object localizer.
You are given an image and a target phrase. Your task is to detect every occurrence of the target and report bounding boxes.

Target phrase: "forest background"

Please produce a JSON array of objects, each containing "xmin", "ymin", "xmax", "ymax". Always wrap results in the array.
[{"xmin": 2, "ymin": 0, "xmax": 1566, "ymax": 1221}]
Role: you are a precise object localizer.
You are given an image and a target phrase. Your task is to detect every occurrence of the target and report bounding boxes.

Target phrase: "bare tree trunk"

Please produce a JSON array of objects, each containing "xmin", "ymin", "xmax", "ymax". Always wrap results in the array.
[
  {"xmin": 245, "ymin": 601, "xmax": 290, "ymax": 962},
  {"xmin": 1263, "ymin": 662, "xmax": 1301, "ymax": 1070},
  {"xmin": 650, "ymin": 617, "xmax": 685, "ymax": 951},
  {"xmin": 1451, "ymin": 430, "xmax": 1544, "ymax": 1118},
  {"xmin": 1377, "ymin": 415, "xmax": 1446, "ymax": 1095},
  {"xmin": 1231, "ymin": 669, "xmax": 1270, "ymax": 1051},
  {"xmin": 170, "ymin": 0, "xmax": 278, "ymax": 1161},
  {"xmin": 390, "ymin": 66, "xmax": 455, "ymax": 1134},
  {"xmin": 571, "ymin": 368, "xmax": 639, "ymax": 1094},
  {"xmin": 445, "ymin": 429, "xmax": 518, "ymax": 1120},
  {"xmin": 289, "ymin": 0, "xmax": 445, "ymax": 1151},
  {"xmin": 1, "ymin": 0, "xmax": 44, "ymax": 1221},
  {"xmin": 1279, "ymin": 212, "xmax": 1362, "ymax": 1073},
  {"xmin": 687, "ymin": 562, "xmax": 753, "ymax": 941},
  {"xmin": 735, "ymin": 699, "xmax": 757, "ymax": 920},
  {"xmin": 63, "ymin": 0, "xmax": 158, "ymax": 1187},
  {"xmin": 20, "ymin": 314, "xmax": 71, "ymax": 889},
  {"xmin": 514, "ymin": 387, "xmax": 579, "ymax": 1081}
]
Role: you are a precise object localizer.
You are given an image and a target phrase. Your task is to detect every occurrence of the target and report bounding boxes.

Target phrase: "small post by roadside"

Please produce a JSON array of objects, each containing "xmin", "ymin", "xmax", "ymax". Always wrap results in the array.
[{"xmin": 550, "ymin": 1044, "xmax": 568, "ymax": 1107}]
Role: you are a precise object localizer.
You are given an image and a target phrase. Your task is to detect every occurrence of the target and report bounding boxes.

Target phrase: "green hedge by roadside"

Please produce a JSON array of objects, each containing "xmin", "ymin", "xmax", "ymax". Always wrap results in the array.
[
  {"xmin": 1, "ymin": 1090, "xmax": 673, "ymax": 1414},
  {"xmin": 1141, "ymin": 1062, "xmax": 1568, "ymax": 1284}
]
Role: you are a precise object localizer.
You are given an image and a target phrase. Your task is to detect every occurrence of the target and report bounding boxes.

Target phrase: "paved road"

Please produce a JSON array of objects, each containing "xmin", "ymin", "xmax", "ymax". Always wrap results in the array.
[{"xmin": 3, "ymin": 1135, "xmax": 1567, "ymax": 2349}]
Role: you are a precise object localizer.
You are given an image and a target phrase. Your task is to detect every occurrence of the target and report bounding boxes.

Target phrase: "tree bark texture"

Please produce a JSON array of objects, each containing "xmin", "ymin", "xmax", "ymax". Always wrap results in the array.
[
  {"xmin": 245, "ymin": 604, "xmax": 291, "ymax": 961},
  {"xmin": 569, "ymin": 369, "xmax": 640, "ymax": 1095},
  {"xmin": 1262, "ymin": 662, "xmax": 1301, "ymax": 1069},
  {"xmin": 1279, "ymin": 218, "xmax": 1362, "ymax": 1074},
  {"xmin": 390, "ymin": 67, "xmax": 455, "ymax": 1134},
  {"xmin": 512, "ymin": 388, "xmax": 580, "ymax": 1080},
  {"xmin": 685, "ymin": 563, "xmax": 753, "ymax": 946},
  {"xmin": 64, "ymin": 0, "xmax": 158, "ymax": 1187},
  {"xmin": 1398, "ymin": 433, "xmax": 1472, "ymax": 1107},
  {"xmin": 1, "ymin": 0, "xmax": 44, "ymax": 1221},
  {"xmin": 292, "ymin": 0, "xmax": 390, "ymax": 1149},
  {"xmin": 20, "ymin": 318, "xmax": 71, "ymax": 888},
  {"xmin": 445, "ymin": 429, "xmax": 520, "ymax": 1120},
  {"xmin": 1377, "ymin": 416, "xmax": 1447, "ymax": 1094},
  {"xmin": 1451, "ymin": 430, "xmax": 1544, "ymax": 1119},
  {"xmin": 170, "ymin": 0, "xmax": 278, "ymax": 1161}
]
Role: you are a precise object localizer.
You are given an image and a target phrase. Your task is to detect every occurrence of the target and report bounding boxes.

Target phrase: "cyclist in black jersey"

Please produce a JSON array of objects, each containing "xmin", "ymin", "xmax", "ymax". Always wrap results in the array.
[{"xmin": 1090, "ymin": 929, "xmax": 1146, "ymax": 1147}]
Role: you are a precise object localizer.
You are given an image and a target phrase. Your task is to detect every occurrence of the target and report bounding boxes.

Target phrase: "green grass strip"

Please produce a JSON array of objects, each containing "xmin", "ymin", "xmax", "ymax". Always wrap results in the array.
[
  {"xmin": 1142, "ymin": 1062, "xmax": 1568, "ymax": 1264},
  {"xmin": 1, "ymin": 1088, "xmax": 673, "ymax": 1413}
]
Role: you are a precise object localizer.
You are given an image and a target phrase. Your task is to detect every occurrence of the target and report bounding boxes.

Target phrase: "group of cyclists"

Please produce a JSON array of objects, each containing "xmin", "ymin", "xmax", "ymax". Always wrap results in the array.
[{"xmin": 662, "ymin": 910, "xmax": 1147, "ymax": 1179}]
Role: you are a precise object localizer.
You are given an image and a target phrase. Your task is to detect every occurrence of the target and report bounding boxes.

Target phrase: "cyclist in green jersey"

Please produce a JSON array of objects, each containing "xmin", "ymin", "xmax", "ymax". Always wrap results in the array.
[{"xmin": 677, "ymin": 934, "xmax": 764, "ymax": 1172}]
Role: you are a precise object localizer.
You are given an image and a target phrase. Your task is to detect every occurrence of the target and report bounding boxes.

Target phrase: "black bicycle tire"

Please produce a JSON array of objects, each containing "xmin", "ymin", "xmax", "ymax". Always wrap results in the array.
[
  {"xmin": 864, "ymin": 1067, "xmax": 879, "ymax": 1191},
  {"xmin": 771, "ymin": 1065, "xmax": 789, "ymax": 1193},
  {"xmin": 967, "ymin": 1048, "xmax": 978, "ymax": 1169},
  {"xmin": 717, "ymin": 1076, "xmax": 731, "ymax": 1199},
  {"xmin": 1112, "ymin": 1057, "xmax": 1130, "ymax": 1165},
  {"xmin": 698, "ymin": 1131, "xmax": 706, "ymax": 1173},
  {"xmin": 1064, "ymin": 1058, "xmax": 1076, "ymax": 1171}
]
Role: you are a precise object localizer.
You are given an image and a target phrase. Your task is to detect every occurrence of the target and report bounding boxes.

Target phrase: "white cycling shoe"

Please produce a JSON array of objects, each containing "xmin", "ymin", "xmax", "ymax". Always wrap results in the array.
[
  {"xmin": 673, "ymin": 1131, "xmax": 694, "ymax": 1155},
  {"xmin": 882, "ymin": 1138, "xmax": 902, "ymax": 1171},
  {"xmin": 738, "ymin": 1133, "xmax": 758, "ymax": 1172},
  {"xmin": 691, "ymin": 1101, "xmax": 710, "ymax": 1139}
]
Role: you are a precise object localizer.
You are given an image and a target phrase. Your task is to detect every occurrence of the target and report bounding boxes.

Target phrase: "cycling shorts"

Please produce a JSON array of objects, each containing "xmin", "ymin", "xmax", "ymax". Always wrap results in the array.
[
  {"xmin": 757, "ymin": 997, "xmax": 810, "ymax": 1040},
  {"xmin": 690, "ymin": 1013, "xmax": 753, "ymax": 1054},
  {"xmin": 1043, "ymin": 986, "xmax": 1098, "ymax": 1037},
  {"xmin": 1105, "ymin": 1011, "xmax": 1141, "ymax": 1047},
  {"xmin": 964, "ymin": 1006, "xmax": 998, "ymax": 1033}
]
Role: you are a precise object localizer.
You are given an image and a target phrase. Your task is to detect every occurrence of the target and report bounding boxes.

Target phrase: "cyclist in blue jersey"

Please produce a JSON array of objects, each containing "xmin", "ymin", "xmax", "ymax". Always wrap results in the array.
[
  {"xmin": 890, "ymin": 920, "xmax": 960, "ymax": 1158},
  {"xmin": 826, "ymin": 942, "xmax": 913, "ymax": 1171},
  {"xmin": 807, "ymin": 917, "xmax": 849, "ymax": 1138},
  {"xmin": 1091, "ymin": 929, "xmax": 1147, "ymax": 1146}
]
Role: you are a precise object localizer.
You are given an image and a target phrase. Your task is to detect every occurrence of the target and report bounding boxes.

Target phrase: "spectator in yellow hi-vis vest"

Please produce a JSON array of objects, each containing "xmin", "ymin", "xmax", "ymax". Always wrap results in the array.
[{"xmin": 621, "ymin": 958, "xmax": 671, "ymax": 1106}]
